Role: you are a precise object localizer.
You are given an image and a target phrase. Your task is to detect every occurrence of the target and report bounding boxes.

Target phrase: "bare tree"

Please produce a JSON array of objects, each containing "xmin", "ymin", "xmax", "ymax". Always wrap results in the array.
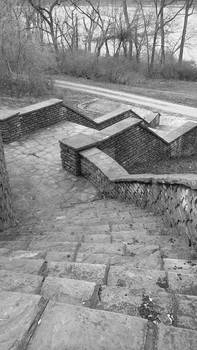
[
  {"xmin": 178, "ymin": 0, "xmax": 194, "ymax": 64},
  {"xmin": 27, "ymin": 0, "xmax": 66, "ymax": 58}
]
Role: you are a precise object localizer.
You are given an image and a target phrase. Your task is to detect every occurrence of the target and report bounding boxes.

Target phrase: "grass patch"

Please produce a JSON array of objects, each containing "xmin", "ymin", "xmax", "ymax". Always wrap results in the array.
[{"xmin": 129, "ymin": 154, "xmax": 197, "ymax": 175}]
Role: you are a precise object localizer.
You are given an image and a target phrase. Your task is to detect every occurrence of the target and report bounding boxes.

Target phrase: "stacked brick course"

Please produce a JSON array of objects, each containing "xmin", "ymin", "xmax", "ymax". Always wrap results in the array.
[
  {"xmin": 99, "ymin": 124, "xmax": 169, "ymax": 171},
  {"xmin": 0, "ymin": 99, "xmax": 64, "ymax": 143},
  {"xmin": 62, "ymin": 104, "xmax": 134, "ymax": 130},
  {"xmin": 79, "ymin": 148, "xmax": 197, "ymax": 251},
  {"xmin": 0, "ymin": 133, "xmax": 14, "ymax": 231}
]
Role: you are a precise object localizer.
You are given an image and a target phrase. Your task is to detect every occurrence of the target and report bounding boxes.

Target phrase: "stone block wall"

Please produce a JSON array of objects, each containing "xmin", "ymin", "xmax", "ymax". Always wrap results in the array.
[{"xmin": 0, "ymin": 133, "xmax": 14, "ymax": 231}]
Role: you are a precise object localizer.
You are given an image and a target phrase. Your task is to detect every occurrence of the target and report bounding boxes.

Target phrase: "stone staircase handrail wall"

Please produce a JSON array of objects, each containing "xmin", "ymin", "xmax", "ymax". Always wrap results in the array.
[{"xmin": 79, "ymin": 147, "xmax": 197, "ymax": 252}]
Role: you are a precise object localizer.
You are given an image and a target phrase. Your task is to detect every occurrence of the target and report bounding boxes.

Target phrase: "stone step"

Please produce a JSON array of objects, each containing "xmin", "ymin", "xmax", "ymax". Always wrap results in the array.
[
  {"xmin": 0, "ymin": 238, "xmax": 31, "ymax": 251},
  {"xmin": 97, "ymin": 286, "xmax": 197, "ymax": 331},
  {"xmin": 47, "ymin": 261, "xmax": 107, "ymax": 284},
  {"xmin": 0, "ymin": 269, "xmax": 43, "ymax": 294},
  {"xmin": 164, "ymin": 258, "xmax": 197, "ymax": 273},
  {"xmin": 28, "ymin": 240, "xmax": 79, "ymax": 252},
  {"xmin": 58, "ymin": 215, "xmax": 132, "ymax": 225},
  {"xmin": 168, "ymin": 270, "xmax": 197, "ymax": 296},
  {"xmin": 55, "ymin": 214, "xmax": 161, "ymax": 226},
  {"xmin": 27, "ymin": 301, "xmax": 197, "ymax": 350},
  {"xmin": 108, "ymin": 266, "xmax": 167, "ymax": 293},
  {"xmin": 0, "ymin": 291, "xmax": 47, "ymax": 350},
  {"xmin": 29, "ymin": 232, "xmax": 112, "ymax": 244},
  {"xmin": 0, "ymin": 248, "xmax": 46, "ymax": 260},
  {"xmin": 49, "ymin": 219, "xmax": 160, "ymax": 232},
  {"xmin": 41, "ymin": 276, "xmax": 98, "ymax": 306},
  {"xmin": 0, "ymin": 256, "xmax": 45, "ymax": 275},
  {"xmin": 27, "ymin": 301, "xmax": 148, "ymax": 350},
  {"xmin": 76, "ymin": 243, "xmax": 162, "ymax": 270},
  {"xmin": 108, "ymin": 265, "xmax": 197, "ymax": 297}
]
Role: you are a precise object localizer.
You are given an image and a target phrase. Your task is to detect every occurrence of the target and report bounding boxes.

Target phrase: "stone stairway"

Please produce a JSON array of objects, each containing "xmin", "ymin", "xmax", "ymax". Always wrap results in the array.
[{"xmin": 0, "ymin": 199, "xmax": 197, "ymax": 349}]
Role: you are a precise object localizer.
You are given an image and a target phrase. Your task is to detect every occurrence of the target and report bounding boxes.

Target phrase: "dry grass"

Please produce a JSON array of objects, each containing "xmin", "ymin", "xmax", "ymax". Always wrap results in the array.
[{"xmin": 129, "ymin": 154, "xmax": 197, "ymax": 175}]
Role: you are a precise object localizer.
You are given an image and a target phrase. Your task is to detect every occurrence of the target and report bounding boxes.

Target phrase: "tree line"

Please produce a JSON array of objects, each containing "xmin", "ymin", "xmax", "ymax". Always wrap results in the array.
[{"xmin": 0, "ymin": 0, "xmax": 196, "ymax": 96}]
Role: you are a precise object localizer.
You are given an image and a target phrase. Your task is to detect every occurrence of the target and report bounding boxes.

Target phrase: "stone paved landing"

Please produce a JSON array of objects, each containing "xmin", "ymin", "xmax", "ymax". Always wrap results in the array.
[{"xmin": 4, "ymin": 121, "xmax": 98, "ymax": 236}]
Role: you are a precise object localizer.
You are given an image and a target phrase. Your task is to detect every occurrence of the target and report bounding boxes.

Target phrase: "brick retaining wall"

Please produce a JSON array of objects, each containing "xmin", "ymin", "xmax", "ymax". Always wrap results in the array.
[
  {"xmin": 0, "ymin": 99, "xmax": 64, "ymax": 143},
  {"xmin": 80, "ymin": 148, "xmax": 197, "ymax": 252},
  {"xmin": 0, "ymin": 133, "xmax": 15, "ymax": 231},
  {"xmin": 62, "ymin": 104, "xmax": 135, "ymax": 130},
  {"xmin": 60, "ymin": 119, "xmax": 171, "ymax": 175},
  {"xmin": 99, "ymin": 124, "xmax": 169, "ymax": 172}
]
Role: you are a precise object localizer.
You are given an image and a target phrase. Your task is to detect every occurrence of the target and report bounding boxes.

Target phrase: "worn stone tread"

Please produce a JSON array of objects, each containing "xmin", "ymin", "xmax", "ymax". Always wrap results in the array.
[
  {"xmin": 28, "ymin": 240, "xmax": 79, "ymax": 252},
  {"xmin": 0, "ymin": 256, "xmax": 45, "ymax": 275},
  {"xmin": 168, "ymin": 270, "xmax": 197, "ymax": 295},
  {"xmin": 164, "ymin": 258, "xmax": 197, "ymax": 273},
  {"xmin": 97, "ymin": 286, "xmax": 197, "ymax": 330},
  {"xmin": 0, "ymin": 248, "xmax": 46, "ymax": 260},
  {"xmin": 78, "ymin": 242, "xmax": 123, "ymax": 255},
  {"xmin": 28, "ymin": 301, "xmax": 147, "ymax": 350},
  {"xmin": 108, "ymin": 266, "xmax": 166, "ymax": 291},
  {"xmin": 0, "ymin": 291, "xmax": 47, "ymax": 350},
  {"xmin": 0, "ymin": 269, "xmax": 43, "ymax": 294},
  {"xmin": 47, "ymin": 261, "xmax": 106, "ymax": 283},
  {"xmin": 41, "ymin": 276, "xmax": 97, "ymax": 305},
  {"xmin": 157, "ymin": 323, "xmax": 197, "ymax": 350}
]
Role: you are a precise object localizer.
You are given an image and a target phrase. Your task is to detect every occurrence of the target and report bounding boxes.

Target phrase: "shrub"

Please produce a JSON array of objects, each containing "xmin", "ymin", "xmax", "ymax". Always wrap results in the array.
[
  {"xmin": 148, "ymin": 60, "xmax": 197, "ymax": 81},
  {"xmin": 59, "ymin": 51, "xmax": 146, "ymax": 85}
]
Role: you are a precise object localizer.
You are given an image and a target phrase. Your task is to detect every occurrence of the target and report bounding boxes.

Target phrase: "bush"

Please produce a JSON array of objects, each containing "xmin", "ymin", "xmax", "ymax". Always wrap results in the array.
[
  {"xmin": 59, "ymin": 51, "xmax": 146, "ymax": 85},
  {"xmin": 0, "ymin": 43, "xmax": 55, "ymax": 97},
  {"xmin": 148, "ymin": 60, "xmax": 197, "ymax": 81}
]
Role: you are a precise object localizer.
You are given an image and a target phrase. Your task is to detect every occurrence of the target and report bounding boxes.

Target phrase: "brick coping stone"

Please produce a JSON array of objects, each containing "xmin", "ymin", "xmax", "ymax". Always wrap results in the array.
[
  {"xmin": 81, "ymin": 147, "xmax": 197, "ymax": 190},
  {"xmin": 0, "ymin": 98, "xmax": 62, "ymax": 121}
]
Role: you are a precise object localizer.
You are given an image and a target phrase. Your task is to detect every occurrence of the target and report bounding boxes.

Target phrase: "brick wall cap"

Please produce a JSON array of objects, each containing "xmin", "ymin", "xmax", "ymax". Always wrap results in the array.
[
  {"xmin": 131, "ymin": 106, "xmax": 160, "ymax": 124},
  {"xmin": 61, "ymin": 118, "xmax": 140, "ymax": 151},
  {"xmin": 19, "ymin": 99, "xmax": 63, "ymax": 116},
  {"xmin": 148, "ymin": 121, "xmax": 197, "ymax": 144},
  {"xmin": 0, "ymin": 110, "xmax": 20, "ymax": 121},
  {"xmin": 94, "ymin": 106, "xmax": 133, "ymax": 124},
  {"xmin": 113, "ymin": 173, "xmax": 197, "ymax": 189},
  {"xmin": 62, "ymin": 103, "xmax": 94, "ymax": 122},
  {"xmin": 61, "ymin": 133, "xmax": 102, "ymax": 151},
  {"xmin": 80, "ymin": 145, "xmax": 197, "ymax": 189},
  {"xmin": 80, "ymin": 147, "xmax": 128, "ymax": 179}
]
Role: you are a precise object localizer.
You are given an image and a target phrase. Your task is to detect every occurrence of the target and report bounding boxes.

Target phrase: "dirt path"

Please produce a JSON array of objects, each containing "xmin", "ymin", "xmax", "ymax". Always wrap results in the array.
[{"xmin": 55, "ymin": 79, "xmax": 197, "ymax": 121}]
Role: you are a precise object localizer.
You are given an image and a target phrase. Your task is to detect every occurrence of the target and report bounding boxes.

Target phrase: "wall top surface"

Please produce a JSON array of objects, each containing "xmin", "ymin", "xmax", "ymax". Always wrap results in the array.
[
  {"xmin": 80, "ymin": 146, "xmax": 197, "ymax": 189},
  {"xmin": 149, "ymin": 120, "xmax": 197, "ymax": 144},
  {"xmin": 61, "ymin": 117, "xmax": 140, "ymax": 151},
  {"xmin": 0, "ymin": 99, "xmax": 63, "ymax": 121}
]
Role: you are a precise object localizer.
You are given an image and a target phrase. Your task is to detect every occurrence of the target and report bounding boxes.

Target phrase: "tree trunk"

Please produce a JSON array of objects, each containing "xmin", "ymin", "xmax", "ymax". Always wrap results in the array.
[
  {"xmin": 160, "ymin": 0, "xmax": 165, "ymax": 65},
  {"xmin": 122, "ymin": 0, "xmax": 133, "ymax": 59},
  {"xmin": 150, "ymin": 24, "xmax": 158, "ymax": 71},
  {"xmin": 179, "ymin": 0, "xmax": 193, "ymax": 64}
]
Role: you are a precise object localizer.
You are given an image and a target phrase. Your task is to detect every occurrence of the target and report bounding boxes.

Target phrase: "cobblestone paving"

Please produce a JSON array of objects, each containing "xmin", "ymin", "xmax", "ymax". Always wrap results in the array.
[{"xmin": 4, "ymin": 121, "xmax": 98, "ymax": 236}]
